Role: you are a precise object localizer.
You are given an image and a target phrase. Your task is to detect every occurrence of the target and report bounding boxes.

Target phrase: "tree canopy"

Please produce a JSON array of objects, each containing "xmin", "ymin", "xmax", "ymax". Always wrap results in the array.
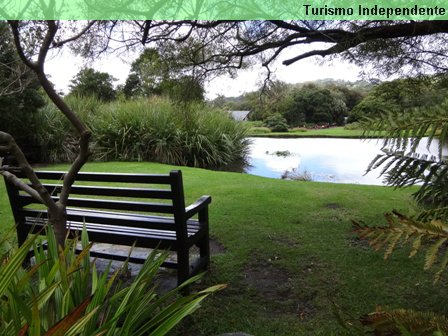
[
  {"xmin": 123, "ymin": 47, "xmax": 204, "ymax": 102},
  {"xmin": 69, "ymin": 67, "xmax": 116, "ymax": 101},
  {"xmin": 349, "ymin": 75, "xmax": 448, "ymax": 122},
  {"xmin": 0, "ymin": 22, "xmax": 45, "ymax": 155},
  {"xmin": 113, "ymin": 21, "xmax": 448, "ymax": 79}
]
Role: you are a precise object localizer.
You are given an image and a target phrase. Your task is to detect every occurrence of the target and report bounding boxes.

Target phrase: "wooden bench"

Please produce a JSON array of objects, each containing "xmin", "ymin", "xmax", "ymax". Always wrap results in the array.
[{"xmin": 3, "ymin": 169, "xmax": 211, "ymax": 286}]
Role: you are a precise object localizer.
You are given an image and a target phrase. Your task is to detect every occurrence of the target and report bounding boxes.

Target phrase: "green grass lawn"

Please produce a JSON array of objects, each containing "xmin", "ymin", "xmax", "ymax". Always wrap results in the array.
[
  {"xmin": 249, "ymin": 126, "xmax": 366, "ymax": 138},
  {"xmin": 1, "ymin": 162, "xmax": 446, "ymax": 335}
]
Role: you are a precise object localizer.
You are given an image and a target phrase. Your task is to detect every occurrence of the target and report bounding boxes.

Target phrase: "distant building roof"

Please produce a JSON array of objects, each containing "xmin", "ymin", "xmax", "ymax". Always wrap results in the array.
[{"xmin": 228, "ymin": 110, "xmax": 250, "ymax": 121}]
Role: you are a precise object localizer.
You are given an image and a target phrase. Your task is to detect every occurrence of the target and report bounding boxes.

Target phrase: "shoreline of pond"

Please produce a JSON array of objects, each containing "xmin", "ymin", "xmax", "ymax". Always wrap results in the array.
[{"xmin": 248, "ymin": 134, "xmax": 383, "ymax": 139}]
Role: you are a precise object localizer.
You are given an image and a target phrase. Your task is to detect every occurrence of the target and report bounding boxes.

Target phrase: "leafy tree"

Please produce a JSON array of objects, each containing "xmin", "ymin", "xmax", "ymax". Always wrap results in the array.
[
  {"xmin": 211, "ymin": 94, "xmax": 228, "ymax": 108},
  {"xmin": 123, "ymin": 48, "xmax": 166, "ymax": 98},
  {"xmin": 349, "ymin": 75, "xmax": 448, "ymax": 122},
  {"xmin": 328, "ymin": 84, "xmax": 366, "ymax": 111},
  {"xmin": 124, "ymin": 47, "xmax": 204, "ymax": 102},
  {"xmin": 284, "ymin": 84, "xmax": 348, "ymax": 126},
  {"xmin": 160, "ymin": 75, "xmax": 204, "ymax": 102},
  {"xmin": 68, "ymin": 67, "xmax": 116, "ymax": 102},
  {"xmin": 0, "ymin": 22, "xmax": 45, "ymax": 161}
]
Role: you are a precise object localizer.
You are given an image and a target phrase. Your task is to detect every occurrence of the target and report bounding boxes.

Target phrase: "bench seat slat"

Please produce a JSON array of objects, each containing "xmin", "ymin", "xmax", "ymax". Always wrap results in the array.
[
  {"xmin": 24, "ymin": 215, "xmax": 201, "ymax": 235},
  {"xmin": 19, "ymin": 195, "xmax": 173, "ymax": 213},
  {"xmin": 37, "ymin": 184, "xmax": 173, "ymax": 200},
  {"xmin": 21, "ymin": 208, "xmax": 179, "ymax": 231},
  {"xmin": 25, "ymin": 217, "xmax": 201, "ymax": 249},
  {"xmin": 15, "ymin": 170, "xmax": 173, "ymax": 184}
]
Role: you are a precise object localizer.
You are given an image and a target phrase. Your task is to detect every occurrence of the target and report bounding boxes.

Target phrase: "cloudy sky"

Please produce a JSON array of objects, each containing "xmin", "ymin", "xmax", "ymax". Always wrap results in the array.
[{"xmin": 45, "ymin": 45, "xmax": 363, "ymax": 99}]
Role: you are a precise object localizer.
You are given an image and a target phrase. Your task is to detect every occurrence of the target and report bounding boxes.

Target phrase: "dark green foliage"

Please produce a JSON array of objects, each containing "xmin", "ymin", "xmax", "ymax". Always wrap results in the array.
[
  {"xmin": 36, "ymin": 96, "xmax": 249, "ymax": 169},
  {"xmin": 329, "ymin": 84, "xmax": 366, "ymax": 111},
  {"xmin": 349, "ymin": 75, "xmax": 448, "ymax": 123},
  {"xmin": 37, "ymin": 95, "xmax": 102, "ymax": 163},
  {"xmin": 263, "ymin": 113, "xmax": 288, "ymax": 132},
  {"xmin": 0, "ymin": 22, "xmax": 45, "ymax": 160},
  {"xmin": 159, "ymin": 76, "xmax": 204, "ymax": 103},
  {"xmin": 212, "ymin": 80, "xmax": 366, "ymax": 127},
  {"xmin": 284, "ymin": 84, "xmax": 348, "ymax": 126},
  {"xmin": 68, "ymin": 67, "xmax": 116, "ymax": 101},
  {"xmin": 0, "ymin": 225, "xmax": 223, "ymax": 335},
  {"xmin": 122, "ymin": 73, "xmax": 141, "ymax": 98},
  {"xmin": 363, "ymin": 101, "xmax": 448, "ymax": 217},
  {"xmin": 123, "ymin": 48, "xmax": 204, "ymax": 102}
]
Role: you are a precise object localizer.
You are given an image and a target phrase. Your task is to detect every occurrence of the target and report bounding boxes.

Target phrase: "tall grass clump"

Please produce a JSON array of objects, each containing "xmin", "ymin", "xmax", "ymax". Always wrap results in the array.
[
  {"xmin": 91, "ymin": 97, "xmax": 181, "ymax": 163},
  {"xmin": 36, "ymin": 95, "xmax": 102, "ymax": 163},
  {"xmin": 33, "ymin": 96, "xmax": 249, "ymax": 169},
  {"xmin": 177, "ymin": 102, "xmax": 250, "ymax": 168},
  {"xmin": 92, "ymin": 97, "xmax": 250, "ymax": 169}
]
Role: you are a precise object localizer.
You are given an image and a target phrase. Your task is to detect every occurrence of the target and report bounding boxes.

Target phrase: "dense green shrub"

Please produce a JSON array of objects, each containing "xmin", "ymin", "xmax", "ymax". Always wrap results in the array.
[
  {"xmin": 35, "ymin": 96, "xmax": 249, "ymax": 169},
  {"xmin": 263, "ymin": 114, "xmax": 289, "ymax": 132},
  {"xmin": 344, "ymin": 122, "xmax": 361, "ymax": 130},
  {"xmin": 37, "ymin": 95, "xmax": 102, "ymax": 162}
]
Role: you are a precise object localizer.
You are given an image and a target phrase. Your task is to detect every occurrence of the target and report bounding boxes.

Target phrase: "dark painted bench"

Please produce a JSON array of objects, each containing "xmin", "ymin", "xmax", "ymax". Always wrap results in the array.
[{"xmin": 3, "ymin": 169, "xmax": 211, "ymax": 286}]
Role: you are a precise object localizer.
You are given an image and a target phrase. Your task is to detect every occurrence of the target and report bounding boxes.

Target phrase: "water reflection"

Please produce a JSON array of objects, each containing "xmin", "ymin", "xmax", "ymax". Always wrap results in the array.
[{"xmin": 245, "ymin": 137, "xmax": 447, "ymax": 185}]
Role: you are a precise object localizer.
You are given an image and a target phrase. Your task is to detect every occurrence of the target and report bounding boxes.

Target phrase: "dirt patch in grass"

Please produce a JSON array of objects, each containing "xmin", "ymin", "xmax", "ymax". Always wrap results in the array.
[
  {"xmin": 324, "ymin": 203, "xmax": 343, "ymax": 209},
  {"xmin": 271, "ymin": 235, "xmax": 299, "ymax": 247},
  {"xmin": 242, "ymin": 255, "xmax": 316, "ymax": 320},
  {"xmin": 210, "ymin": 238, "xmax": 226, "ymax": 255},
  {"xmin": 347, "ymin": 234, "xmax": 371, "ymax": 250}
]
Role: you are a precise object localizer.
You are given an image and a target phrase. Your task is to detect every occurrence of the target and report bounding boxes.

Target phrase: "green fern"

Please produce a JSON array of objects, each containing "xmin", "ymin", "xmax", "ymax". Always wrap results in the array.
[
  {"xmin": 361, "ymin": 103, "xmax": 448, "ymax": 219},
  {"xmin": 361, "ymin": 102, "xmax": 448, "ymax": 157},
  {"xmin": 366, "ymin": 150, "xmax": 448, "ymax": 211},
  {"xmin": 353, "ymin": 211, "xmax": 448, "ymax": 283}
]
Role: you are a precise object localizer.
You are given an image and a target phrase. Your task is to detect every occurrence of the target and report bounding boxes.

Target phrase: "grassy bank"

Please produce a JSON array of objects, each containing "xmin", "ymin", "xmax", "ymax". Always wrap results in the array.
[
  {"xmin": 1, "ymin": 162, "xmax": 446, "ymax": 335},
  {"xmin": 248, "ymin": 126, "xmax": 366, "ymax": 138}
]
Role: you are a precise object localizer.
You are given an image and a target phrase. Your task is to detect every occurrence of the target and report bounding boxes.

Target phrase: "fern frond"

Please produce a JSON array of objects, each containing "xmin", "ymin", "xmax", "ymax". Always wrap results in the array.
[
  {"xmin": 360, "ymin": 307, "xmax": 448, "ymax": 335},
  {"xmin": 384, "ymin": 231, "xmax": 404, "ymax": 260},
  {"xmin": 424, "ymin": 237, "xmax": 448, "ymax": 270},
  {"xmin": 361, "ymin": 103, "xmax": 448, "ymax": 157},
  {"xmin": 353, "ymin": 212, "xmax": 448, "ymax": 281},
  {"xmin": 367, "ymin": 150, "xmax": 448, "ymax": 211},
  {"xmin": 417, "ymin": 206, "xmax": 448, "ymax": 223},
  {"xmin": 362, "ymin": 103, "xmax": 448, "ymax": 221},
  {"xmin": 435, "ymin": 249, "xmax": 448, "ymax": 284},
  {"xmin": 410, "ymin": 234, "xmax": 423, "ymax": 258}
]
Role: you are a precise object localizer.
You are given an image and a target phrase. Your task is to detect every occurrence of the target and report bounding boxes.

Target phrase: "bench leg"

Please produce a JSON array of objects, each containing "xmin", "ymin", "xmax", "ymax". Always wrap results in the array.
[
  {"xmin": 177, "ymin": 250, "xmax": 190, "ymax": 287},
  {"xmin": 197, "ymin": 208, "xmax": 210, "ymax": 271},
  {"xmin": 198, "ymin": 232, "xmax": 210, "ymax": 270}
]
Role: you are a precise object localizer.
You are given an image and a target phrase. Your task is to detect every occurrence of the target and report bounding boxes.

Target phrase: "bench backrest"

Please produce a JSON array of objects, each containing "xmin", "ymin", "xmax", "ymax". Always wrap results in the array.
[{"xmin": 4, "ymin": 169, "xmax": 189, "ymax": 243}]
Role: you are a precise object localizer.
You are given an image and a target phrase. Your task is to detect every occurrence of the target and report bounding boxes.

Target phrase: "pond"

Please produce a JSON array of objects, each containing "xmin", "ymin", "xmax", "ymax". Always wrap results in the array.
[{"xmin": 245, "ymin": 137, "xmax": 447, "ymax": 185}]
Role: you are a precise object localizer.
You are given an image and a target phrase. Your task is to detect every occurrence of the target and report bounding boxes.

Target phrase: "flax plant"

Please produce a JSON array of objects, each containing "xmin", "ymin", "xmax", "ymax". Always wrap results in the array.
[
  {"xmin": 37, "ymin": 96, "xmax": 249, "ymax": 169},
  {"xmin": 0, "ymin": 225, "xmax": 223, "ymax": 335}
]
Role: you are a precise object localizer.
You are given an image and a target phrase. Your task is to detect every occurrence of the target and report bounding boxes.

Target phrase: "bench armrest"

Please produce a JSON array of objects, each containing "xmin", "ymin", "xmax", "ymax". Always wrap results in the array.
[{"xmin": 185, "ymin": 195, "xmax": 211, "ymax": 219}]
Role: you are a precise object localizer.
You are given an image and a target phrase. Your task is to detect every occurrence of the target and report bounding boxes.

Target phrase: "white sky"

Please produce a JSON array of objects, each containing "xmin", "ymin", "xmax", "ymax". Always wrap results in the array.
[{"xmin": 44, "ymin": 45, "xmax": 363, "ymax": 100}]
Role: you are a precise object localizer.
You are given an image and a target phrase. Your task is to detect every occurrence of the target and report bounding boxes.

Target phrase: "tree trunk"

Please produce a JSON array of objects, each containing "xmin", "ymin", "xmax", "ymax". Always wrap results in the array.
[
  {"xmin": 6, "ymin": 21, "xmax": 92, "ymax": 247},
  {"xmin": 48, "ymin": 203, "xmax": 68, "ymax": 248}
]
